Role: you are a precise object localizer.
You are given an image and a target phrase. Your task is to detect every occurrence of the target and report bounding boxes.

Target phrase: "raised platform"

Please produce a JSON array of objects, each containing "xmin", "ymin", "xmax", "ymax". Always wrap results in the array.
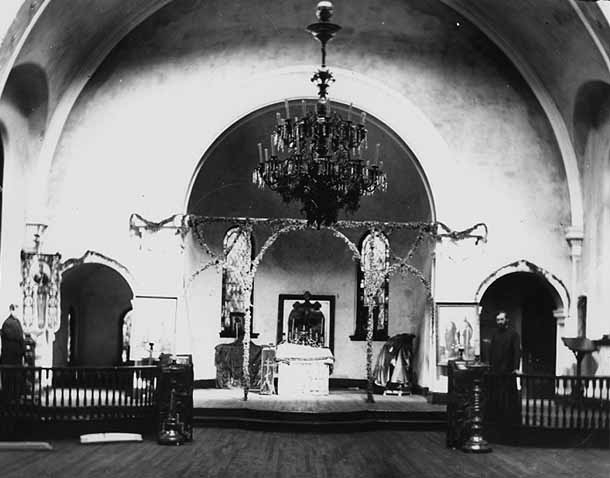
[{"xmin": 193, "ymin": 388, "xmax": 446, "ymax": 431}]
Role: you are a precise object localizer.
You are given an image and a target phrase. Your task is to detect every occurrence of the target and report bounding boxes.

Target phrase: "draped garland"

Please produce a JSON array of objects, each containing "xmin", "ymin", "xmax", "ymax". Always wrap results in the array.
[{"xmin": 131, "ymin": 214, "xmax": 487, "ymax": 402}]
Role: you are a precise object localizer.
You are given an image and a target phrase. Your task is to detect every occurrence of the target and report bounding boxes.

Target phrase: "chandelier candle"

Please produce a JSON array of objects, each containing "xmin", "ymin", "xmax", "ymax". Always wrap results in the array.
[{"xmin": 252, "ymin": 1, "xmax": 387, "ymax": 227}]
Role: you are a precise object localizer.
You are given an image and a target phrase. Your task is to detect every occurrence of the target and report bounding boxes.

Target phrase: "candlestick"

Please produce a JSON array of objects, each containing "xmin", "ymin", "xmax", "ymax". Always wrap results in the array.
[
  {"xmin": 257, "ymin": 143, "xmax": 263, "ymax": 163},
  {"xmin": 284, "ymin": 99, "xmax": 290, "ymax": 118},
  {"xmin": 375, "ymin": 143, "xmax": 380, "ymax": 164},
  {"xmin": 270, "ymin": 135, "xmax": 276, "ymax": 156},
  {"xmin": 264, "ymin": 148, "xmax": 269, "ymax": 162}
]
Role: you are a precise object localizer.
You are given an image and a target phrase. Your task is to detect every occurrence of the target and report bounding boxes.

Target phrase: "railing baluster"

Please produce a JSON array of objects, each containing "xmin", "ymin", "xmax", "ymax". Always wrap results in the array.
[
  {"xmin": 603, "ymin": 377, "xmax": 608, "ymax": 430},
  {"xmin": 531, "ymin": 375, "xmax": 537, "ymax": 426},
  {"xmin": 552, "ymin": 375, "xmax": 556, "ymax": 428},
  {"xmin": 523, "ymin": 374, "xmax": 529, "ymax": 426},
  {"xmin": 1, "ymin": 364, "xmax": 163, "ymax": 436}
]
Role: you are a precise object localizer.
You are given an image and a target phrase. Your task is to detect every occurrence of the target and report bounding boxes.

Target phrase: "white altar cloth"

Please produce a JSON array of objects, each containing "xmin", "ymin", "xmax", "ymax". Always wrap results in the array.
[{"xmin": 275, "ymin": 343, "xmax": 334, "ymax": 396}]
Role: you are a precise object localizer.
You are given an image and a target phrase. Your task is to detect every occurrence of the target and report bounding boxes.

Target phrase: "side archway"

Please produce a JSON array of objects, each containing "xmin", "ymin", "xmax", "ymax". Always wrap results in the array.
[
  {"xmin": 57, "ymin": 253, "xmax": 135, "ymax": 366},
  {"xmin": 475, "ymin": 260, "xmax": 569, "ymax": 377}
]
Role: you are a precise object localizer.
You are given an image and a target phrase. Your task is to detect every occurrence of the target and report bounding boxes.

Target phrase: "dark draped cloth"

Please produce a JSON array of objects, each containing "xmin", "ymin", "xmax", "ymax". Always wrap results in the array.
[
  {"xmin": 1, "ymin": 315, "xmax": 26, "ymax": 403},
  {"xmin": 373, "ymin": 333, "xmax": 415, "ymax": 388},
  {"xmin": 486, "ymin": 327, "xmax": 521, "ymax": 430},
  {"xmin": 214, "ymin": 340, "xmax": 262, "ymax": 389},
  {"xmin": 0, "ymin": 315, "xmax": 25, "ymax": 365}
]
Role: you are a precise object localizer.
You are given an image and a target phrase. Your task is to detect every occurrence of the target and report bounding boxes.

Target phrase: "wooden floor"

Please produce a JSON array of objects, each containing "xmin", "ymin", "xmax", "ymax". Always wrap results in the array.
[
  {"xmin": 193, "ymin": 388, "xmax": 446, "ymax": 413},
  {"xmin": 0, "ymin": 428, "xmax": 609, "ymax": 478}
]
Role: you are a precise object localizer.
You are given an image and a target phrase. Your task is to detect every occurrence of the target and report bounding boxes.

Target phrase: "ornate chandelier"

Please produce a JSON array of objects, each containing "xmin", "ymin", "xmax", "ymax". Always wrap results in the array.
[{"xmin": 252, "ymin": 1, "xmax": 387, "ymax": 227}]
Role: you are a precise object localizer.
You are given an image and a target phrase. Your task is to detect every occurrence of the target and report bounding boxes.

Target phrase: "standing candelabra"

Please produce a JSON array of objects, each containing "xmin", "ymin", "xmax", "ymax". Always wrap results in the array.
[
  {"xmin": 462, "ymin": 376, "xmax": 492, "ymax": 453},
  {"xmin": 158, "ymin": 388, "xmax": 185, "ymax": 446}
]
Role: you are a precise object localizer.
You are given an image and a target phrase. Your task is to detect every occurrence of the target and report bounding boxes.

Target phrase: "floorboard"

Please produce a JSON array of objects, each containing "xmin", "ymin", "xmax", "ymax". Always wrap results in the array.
[
  {"xmin": 193, "ymin": 388, "xmax": 446, "ymax": 413},
  {"xmin": 0, "ymin": 428, "xmax": 608, "ymax": 478}
]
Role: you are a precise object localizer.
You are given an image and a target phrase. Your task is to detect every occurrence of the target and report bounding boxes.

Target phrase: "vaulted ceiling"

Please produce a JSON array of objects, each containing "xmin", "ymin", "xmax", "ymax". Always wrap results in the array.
[{"xmin": 1, "ymin": 0, "xmax": 609, "ymax": 162}]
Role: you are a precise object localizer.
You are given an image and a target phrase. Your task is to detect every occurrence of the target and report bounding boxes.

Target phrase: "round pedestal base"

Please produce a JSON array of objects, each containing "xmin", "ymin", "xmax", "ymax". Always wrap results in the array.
[
  {"xmin": 462, "ymin": 437, "xmax": 492, "ymax": 453},
  {"xmin": 158, "ymin": 428, "xmax": 184, "ymax": 446}
]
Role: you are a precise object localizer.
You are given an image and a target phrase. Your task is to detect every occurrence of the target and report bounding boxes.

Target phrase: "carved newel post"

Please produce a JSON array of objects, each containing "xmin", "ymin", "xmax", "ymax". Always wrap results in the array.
[{"xmin": 462, "ymin": 376, "xmax": 491, "ymax": 453}]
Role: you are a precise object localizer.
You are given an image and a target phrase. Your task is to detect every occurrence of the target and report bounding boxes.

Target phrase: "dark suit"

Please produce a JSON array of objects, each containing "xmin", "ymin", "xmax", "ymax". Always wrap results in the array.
[
  {"xmin": 0, "ymin": 315, "xmax": 25, "ymax": 365},
  {"xmin": 487, "ymin": 326, "xmax": 521, "ymax": 436}
]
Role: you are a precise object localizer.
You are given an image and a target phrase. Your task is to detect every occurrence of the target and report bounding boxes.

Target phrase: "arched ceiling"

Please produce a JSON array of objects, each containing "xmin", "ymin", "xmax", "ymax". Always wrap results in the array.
[
  {"xmin": 1, "ymin": 0, "xmax": 608, "ymax": 120},
  {"xmin": 441, "ymin": 0, "xmax": 610, "ymax": 135},
  {"xmin": 187, "ymin": 101, "xmax": 432, "ymax": 223},
  {"xmin": 1, "ymin": 0, "xmax": 609, "ymax": 223}
]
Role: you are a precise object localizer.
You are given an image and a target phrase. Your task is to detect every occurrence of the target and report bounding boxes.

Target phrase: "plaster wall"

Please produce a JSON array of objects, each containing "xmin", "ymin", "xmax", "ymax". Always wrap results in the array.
[
  {"xmin": 578, "ymin": 94, "xmax": 610, "ymax": 342},
  {"xmin": 0, "ymin": 93, "xmax": 37, "ymax": 308},
  {"xmin": 35, "ymin": 0, "xmax": 571, "ymax": 386}
]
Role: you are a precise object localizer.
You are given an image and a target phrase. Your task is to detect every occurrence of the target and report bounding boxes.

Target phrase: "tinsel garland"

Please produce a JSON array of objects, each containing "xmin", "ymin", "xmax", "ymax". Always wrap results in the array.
[
  {"xmin": 134, "ymin": 213, "xmax": 487, "ymax": 401},
  {"xmin": 129, "ymin": 213, "xmax": 189, "ymax": 238}
]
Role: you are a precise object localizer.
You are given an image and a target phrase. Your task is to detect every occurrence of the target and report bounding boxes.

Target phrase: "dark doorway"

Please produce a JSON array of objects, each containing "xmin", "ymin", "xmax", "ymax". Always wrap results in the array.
[
  {"xmin": 479, "ymin": 272, "xmax": 558, "ymax": 377},
  {"xmin": 57, "ymin": 263, "xmax": 133, "ymax": 366}
]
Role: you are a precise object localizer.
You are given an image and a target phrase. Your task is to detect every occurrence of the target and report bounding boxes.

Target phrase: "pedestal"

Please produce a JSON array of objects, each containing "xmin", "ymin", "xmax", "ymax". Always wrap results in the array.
[
  {"xmin": 157, "ymin": 355, "xmax": 193, "ymax": 445},
  {"xmin": 447, "ymin": 359, "xmax": 491, "ymax": 452}
]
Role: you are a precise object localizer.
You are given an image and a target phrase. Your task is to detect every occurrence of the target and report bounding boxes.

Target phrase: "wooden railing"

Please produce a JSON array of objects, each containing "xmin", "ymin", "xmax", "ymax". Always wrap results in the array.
[
  {"xmin": 485, "ymin": 373, "xmax": 610, "ymax": 431},
  {"xmin": 0, "ymin": 365, "xmax": 160, "ymax": 438}
]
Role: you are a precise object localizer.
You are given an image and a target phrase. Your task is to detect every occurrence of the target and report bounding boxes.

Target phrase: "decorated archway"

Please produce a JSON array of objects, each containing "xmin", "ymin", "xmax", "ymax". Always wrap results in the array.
[{"xmin": 131, "ymin": 213, "xmax": 486, "ymax": 401}]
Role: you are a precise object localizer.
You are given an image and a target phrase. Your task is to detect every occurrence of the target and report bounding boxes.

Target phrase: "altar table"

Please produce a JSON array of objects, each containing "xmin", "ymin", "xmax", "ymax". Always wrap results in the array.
[{"xmin": 275, "ymin": 343, "xmax": 334, "ymax": 396}]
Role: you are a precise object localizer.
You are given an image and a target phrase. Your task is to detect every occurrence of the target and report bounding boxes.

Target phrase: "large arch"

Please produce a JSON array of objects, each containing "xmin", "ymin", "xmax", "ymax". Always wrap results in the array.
[
  {"xmin": 183, "ymin": 66, "xmax": 470, "ymax": 226},
  {"xmin": 60, "ymin": 250, "xmax": 136, "ymax": 294},
  {"xmin": 475, "ymin": 260, "xmax": 570, "ymax": 317}
]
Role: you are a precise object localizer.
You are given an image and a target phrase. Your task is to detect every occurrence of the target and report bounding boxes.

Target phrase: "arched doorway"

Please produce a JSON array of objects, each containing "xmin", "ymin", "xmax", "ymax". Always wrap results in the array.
[
  {"xmin": 58, "ymin": 263, "xmax": 133, "ymax": 366},
  {"xmin": 478, "ymin": 271, "xmax": 561, "ymax": 377}
]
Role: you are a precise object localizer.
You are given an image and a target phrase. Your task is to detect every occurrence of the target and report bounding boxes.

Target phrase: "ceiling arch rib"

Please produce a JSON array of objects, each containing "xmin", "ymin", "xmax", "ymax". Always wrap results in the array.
[
  {"xmin": 4, "ymin": 0, "xmax": 172, "ymax": 223},
  {"xmin": 441, "ymin": 0, "xmax": 586, "ymax": 231}
]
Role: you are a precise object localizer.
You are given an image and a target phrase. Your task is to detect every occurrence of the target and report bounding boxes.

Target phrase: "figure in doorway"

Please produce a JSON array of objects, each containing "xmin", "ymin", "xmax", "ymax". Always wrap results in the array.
[
  {"xmin": 0, "ymin": 305, "xmax": 26, "ymax": 402},
  {"xmin": 288, "ymin": 291, "xmax": 325, "ymax": 347},
  {"xmin": 487, "ymin": 310, "xmax": 521, "ymax": 440},
  {"xmin": 443, "ymin": 320, "xmax": 458, "ymax": 361}
]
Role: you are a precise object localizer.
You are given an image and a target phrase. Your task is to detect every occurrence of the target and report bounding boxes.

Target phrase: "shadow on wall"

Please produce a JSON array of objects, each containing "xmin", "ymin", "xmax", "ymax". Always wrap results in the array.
[
  {"xmin": 2, "ymin": 62, "xmax": 49, "ymax": 136},
  {"xmin": 573, "ymin": 81, "xmax": 610, "ymax": 158}
]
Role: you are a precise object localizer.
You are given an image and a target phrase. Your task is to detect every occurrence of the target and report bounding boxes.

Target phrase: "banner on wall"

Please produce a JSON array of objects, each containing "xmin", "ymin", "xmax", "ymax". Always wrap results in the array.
[{"xmin": 129, "ymin": 296, "xmax": 177, "ymax": 361}]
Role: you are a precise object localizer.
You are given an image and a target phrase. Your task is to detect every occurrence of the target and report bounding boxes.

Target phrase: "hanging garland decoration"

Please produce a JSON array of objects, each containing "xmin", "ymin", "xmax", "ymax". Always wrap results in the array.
[
  {"xmin": 360, "ymin": 229, "xmax": 389, "ymax": 402},
  {"xmin": 129, "ymin": 213, "xmax": 189, "ymax": 239},
  {"xmin": 132, "ymin": 213, "xmax": 487, "ymax": 402},
  {"xmin": 436, "ymin": 221, "xmax": 488, "ymax": 245}
]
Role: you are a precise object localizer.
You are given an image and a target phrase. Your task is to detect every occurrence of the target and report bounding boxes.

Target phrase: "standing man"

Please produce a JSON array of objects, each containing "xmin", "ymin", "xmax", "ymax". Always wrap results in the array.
[
  {"xmin": 0, "ymin": 305, "xmax": 26, "ymax": 402},
  {"xmin": 488, "ymin": 310, "xmax": 521, "ymax": 439},
  {"xmin": 0, "ymin": 304, "xmax": 25, "ymax": 366}
]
